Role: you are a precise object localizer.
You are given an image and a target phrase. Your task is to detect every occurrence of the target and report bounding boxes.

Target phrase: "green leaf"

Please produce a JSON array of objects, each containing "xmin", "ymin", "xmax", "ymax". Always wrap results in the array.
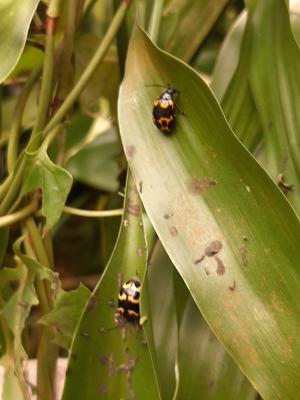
[
  {"xmin": 118, "ymin": 26, "xmax": 300, "ymax": 400},
  {"xmin": 177, "ymin": 297, "xmax": 256, "ymax": 400},
  {"xmin": 0, "ymin": 0, "xmax": 40, "ymax": 83},
  {"xmin": 161, "ymin": 0, "xmax": 230, "ymax": 62},
  {"xmin": 21, "ymin": 142, "xmax": 73, "ymax": 228},
  {"xmin": 148, "ymin": 242, "xmax": 179, "ymax": 399},
  {"xmin": 62, "ymin": 173, "xmax": 160, "ymax": 400},
  {"xmin": 212, "ymin": 11, "xmax": 246, "ymax": 101},
  {"xmin": 65, "ymin": 129, "xmax": 121, "ymax": 192},
  {"xmin": 218, "ymin": 14, "xmax": 262, "ymax": 152},
  {"xmin": 246, "ymin": 0, "xmax": 300, "ymax": 214},
  {"xmin": 39, "ymin": 284, "xmax": 91, "ymax": 350}
]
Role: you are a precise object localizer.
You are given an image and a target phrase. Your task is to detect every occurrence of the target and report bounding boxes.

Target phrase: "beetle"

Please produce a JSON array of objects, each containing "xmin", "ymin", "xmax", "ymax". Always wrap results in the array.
[
  {"xmin": 147, "ymin": 85, "xmax": 183, "ymax": 133},
  {"xmin": 117, "ymin": 278, "xmax": 141, "ymax": 322}
]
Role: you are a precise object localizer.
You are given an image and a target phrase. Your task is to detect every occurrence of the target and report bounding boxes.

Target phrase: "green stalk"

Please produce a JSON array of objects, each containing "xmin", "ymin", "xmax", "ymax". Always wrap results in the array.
[
  {"xmin": 63, "ymin": 205, "xmax": 123, "ymax": 217},
  {"xmin": 0, "ymin": 157, "xmax": 25, "ymax": 216},
  {"xmin": 44, "ymin": 0, "xmax": 133, "ymax": 136},
  {"xmin": 31, "ymin": 20, "xmax": 56, "ymax": 143},
  {"xmin": 24, "ymin": 217, "xmax": 56, "ymax": 400},
  {"xmin": 0, "ymin": 200, "xmax": 38, "ymax": 228},
  {"xmin": 148, "ymin": 0, "xmax": 164, "ymax": 43},
  {"xmin": 7, "ymin": 66, "xmax": 42, "ymax": 174}
]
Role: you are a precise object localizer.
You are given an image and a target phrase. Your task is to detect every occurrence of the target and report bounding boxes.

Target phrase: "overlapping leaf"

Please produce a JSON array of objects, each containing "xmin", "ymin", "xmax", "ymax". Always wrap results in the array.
[{"xmin": 118, "ymin": 26, "xmax": 300, "ymax": 400}]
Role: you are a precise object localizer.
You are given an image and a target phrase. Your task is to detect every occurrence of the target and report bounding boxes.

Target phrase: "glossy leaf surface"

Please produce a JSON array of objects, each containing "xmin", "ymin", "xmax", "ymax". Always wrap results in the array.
[
  {"xmin": 0, "ymin": 0, "xmax": 39, "ymax": 83},
  {"xmin": 118, "ymin": 26, "xmax": 300, "ymax": 400}
]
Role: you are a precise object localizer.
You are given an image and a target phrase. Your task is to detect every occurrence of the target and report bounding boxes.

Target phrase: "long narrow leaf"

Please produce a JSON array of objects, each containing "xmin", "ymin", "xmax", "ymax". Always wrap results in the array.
[{"xmin": 118, "ymin": 26, "xmax": 300, "ymax": 400}]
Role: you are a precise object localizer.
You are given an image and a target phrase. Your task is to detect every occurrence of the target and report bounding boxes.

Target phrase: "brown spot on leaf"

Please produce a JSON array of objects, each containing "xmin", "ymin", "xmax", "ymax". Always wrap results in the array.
[
  {"xmin": 99, "ymin": 355, "xmax": 108, "ymax": 365},
  {"xmin": 100, "ymin": 384, "xmax": 108, "ymax": 394},
  {"xmin": 125, "ymin": 145, "xmax": 136, "ymax": 158},
  {"xmin": 169, "ymin": 226, "xmax": 178, "ymax": 236},
  {"xmin": 136, "ymin": 247, "xmax": 143, "ymax": 256},
  {"xmin": 127, "ymin": 202, "xmax": 140, "ymax": 216},
  {"xmin": 164, "ymin": 212, "xmax": 174, "ymax": 219},
  {"xmin": 87, "ymin": 295, "xmax": 97, "ymax": 310},
  {"xmin": 205, "ymin": 240, "xmax": 222, "ymax": 257},
  {"xmin": 123, "ymin": 219, "xmax": 129, "ymax": 228},
  {"xmin": 228, "ymin": 280, "xmax": 236, "ymax": 291},
  {"xmin": 240, "ymin": 245, "xmax": 247, "ymax": 267},
  {"xmin": 189, "ymin": 177, "xmax": 216, "ymax": 194},
  {"xmin": 194, "ymin": 254, "xmax": 205, "ymax": 264},
  {"xmin": 215, "ymin": 256, "xmax": 225, "ymax": 275}
]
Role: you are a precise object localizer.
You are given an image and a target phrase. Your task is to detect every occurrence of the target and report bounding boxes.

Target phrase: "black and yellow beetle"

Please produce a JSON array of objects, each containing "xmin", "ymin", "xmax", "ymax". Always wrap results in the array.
[
  {"xmin": 147, "ymin": 85, "xmax": 182, "ymax": 133},
  {"xmin": 152, "ymin": 87, "xmax": 178, "ymax": 133},
  {"xmin": 117, "ymin": 278, "xmax": 141, "ymax": 322}
]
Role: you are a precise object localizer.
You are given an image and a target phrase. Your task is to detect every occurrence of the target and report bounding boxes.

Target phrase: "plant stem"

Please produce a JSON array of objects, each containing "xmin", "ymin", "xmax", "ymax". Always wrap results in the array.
[
  {"xmin": 31, "ymin": 22, "xmax": 56, "ymax": 144},
  {"xmin": 7, "ymin": 66, "xmax": 42, "ymax": 174},
  {"xmin": 63, "ymin": 205, "xmax": 123, "ymax": 217},
  {"xmin": 0, "ymin": 200, "xmax": 38, "ymax": 228},
  {"xmin": 148, "ymin": 0, "xmax": 164, "ymax": 43},
  {"xmin": 0, "ymin": 156, "xmax": 25, "ymax": 216},
  {"xmin": 25, "ymin": 217, "xmax": 52, "ymax": 269},
  {"xmin": 43, "ymin": 0, "xmax": 133, "ymax": 136},
  {"xmin": 24, "ymin": 217, "xmax": 56, "ymax": 400}
]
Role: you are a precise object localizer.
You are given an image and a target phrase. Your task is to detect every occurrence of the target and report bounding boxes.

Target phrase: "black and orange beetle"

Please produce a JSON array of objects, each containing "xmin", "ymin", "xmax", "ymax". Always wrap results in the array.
[{"xmin": 147, "ymin": 85, "xmax": 183, "ymax": 133}]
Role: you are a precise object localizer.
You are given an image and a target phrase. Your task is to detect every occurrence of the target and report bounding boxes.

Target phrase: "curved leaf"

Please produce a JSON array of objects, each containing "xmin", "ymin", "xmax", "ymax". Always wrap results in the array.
[
  {"xmin": 0, "ymin": 0, "xmax": 40, "ymax": 83},
  {"xmin": 62, "ymin": 173, "xmax": 160, "ymax": 400},
  {"xmin": 161, "ymin": 0, "xmax": 230, "ymax": 62},
  {"xmin": 21, "ymin": 139, "xmax": 73, "ymax": 228},
  {"xmin": 247, "ymin": 0, "xmax": 300, "ymax": 214},
  {"xmin": 177, "ymin": 297, "xmax": 256, "ymax": 400},
  {"xmin": 118, "ymin": 26, "xmax": 300, "ymax": 400}
]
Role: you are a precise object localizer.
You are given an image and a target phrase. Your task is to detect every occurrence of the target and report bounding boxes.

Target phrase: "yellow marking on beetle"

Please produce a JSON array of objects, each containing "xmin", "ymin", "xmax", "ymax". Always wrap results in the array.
[
  {"xmin": 127, "ymin": 309, "xmax": 139, "ymax": 317},
  {"xmin": 159, "ymin": 100, "xmax": 169, "ymax": 109},
  {"xmin": 127, "ymin": 296, "xmax": 140, "ymax": 304},
  {"xmin": 154, "ymin": 99, "xmax": 159, "ymax": 107},
  {"xmin": 169, "ymin": 100, "xmax": 175, "ymax": 109},
  {"xmin": 117, "ymin": 307, "xmax": 125, "ymax": 314},
  {"xmin": 118, "ymin": 293, "xmax": 127, "ymax": 301}
]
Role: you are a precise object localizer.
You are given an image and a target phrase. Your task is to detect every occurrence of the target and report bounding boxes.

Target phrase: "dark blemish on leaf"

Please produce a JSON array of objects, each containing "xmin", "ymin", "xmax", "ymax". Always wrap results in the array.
[
  {"xmin": 87, "ymin": 295, "xmax": 97, "ymax": 311},
  {"xmin": 123, "ymin": 219, "xmax": 129, "ymax": 228},
  {"xmin": 80, "ymin": 331, "xmax": 90, "ymax": 339},
  {"xmin": 136, "ymin": 247, "xmax": 143, "ymax": 256},
  {"xmin": 71, "ymin": 353, "xmax": 77, "ymax": 361},
  {"xmin": 138, "ymin": 181, "xmax": 143, "ymax": 193},
  {"xmin": 100, "ymin": 384, "xmax": 108, "ymax": 395},
  {"xmin": 169, "ymin": 226, "xmax": 178, "ymax": 236},
  {"xmin": 194, "ymin": 254, "xmax": 205, "ymax": 264},
  {"xmin": 228, "ymin": 280, "xmax": 236, "ymax": 291},
  {"xmin": 99, "ymin": 355, "xmax": 108, "ymax": 365},
  {"xmin": 189, "ymin": 177, "xmax": 216, "ymax": 194},
  {"xmin": 205, "ymin": 240, "xmax": 222, "ymax": 257},
  {"xmin": 204, "ymin": 267, "xmax": 210, "ymax": 275},
  {"xmin": 125, "ymin": 145, "xmax": 136, "ymax": 158},
  {"xmin": 215, "ymin": 256, "xmax": 225, "ymax": 275},
  {"xmin": 240, "ymin": 245, "xmax": 247, "ymax": 267},
  {"xmin": 66, "ymin": 367, "xmax": 72, "ymax": 377},
  {"xmin": 208, "ymin": 380, "xmax": 215, "ymax": 390},
  {"xmin": 277, "ymin": 172, "xmax": 293, "ymax": 194},
  {"xmin": 164, "ymin": 212, "xmax": 174, "ymax": 219},
  {"xmin": 268, "ymin": 121, "xmax": 273, "ymax": 130},
  {"xmin": 127, "ymin": 202, "xmax": 140, "ymax": 216},
  {"xmin": 242, "ymin": 236, "xmax": 248, "ymax": 241}
]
